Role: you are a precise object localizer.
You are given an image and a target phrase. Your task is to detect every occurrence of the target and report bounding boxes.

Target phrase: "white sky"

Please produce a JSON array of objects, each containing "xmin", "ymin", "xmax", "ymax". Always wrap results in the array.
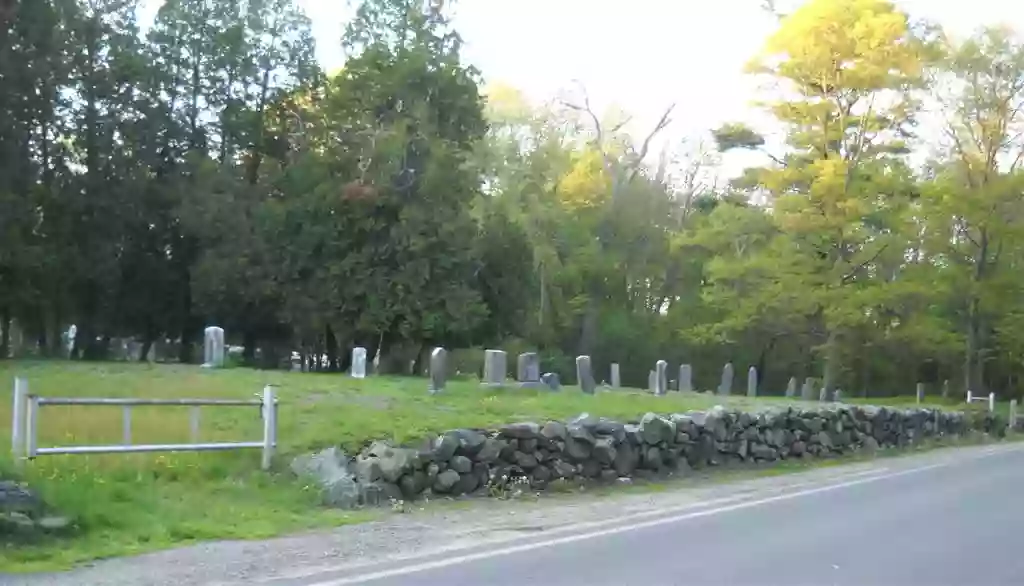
[{"xmin": 141, "ymin": 0, "xmax": 1024, "ymax": 173}]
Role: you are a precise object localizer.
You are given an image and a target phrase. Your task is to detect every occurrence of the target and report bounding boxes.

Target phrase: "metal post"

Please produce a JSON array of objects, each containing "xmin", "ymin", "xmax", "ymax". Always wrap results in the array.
[
  {"xmin": 26, "ymin": 394, "xmax": 39, "ymax": 458},
  {"xmin": 261, "ymin": 386, "xmax": 276, "ymax": 471},
  {"xmin": 916, "ymin": 382, "xmax": 924, "ymax": 404},
  {"xmin": 189, "ymin": 406, "xmax": 201, "ymax": 443},
  {"xmin": 988, "ymin": 392, "xmax": 995, "ymax": 413},
  {"xmin": 1009, "ymin": 399, "xmax": 1018, "ymax": 431},
  {"xmin": 11, "ymin": 377, "xmax": 27, "ymax": 462},
  {"xmin": 122, "ymin": 406, "xmax": 132, "ymax": 445},
  {"xmin": 967, "ymin": 390, "xmax": 973, "ymax": 404}
]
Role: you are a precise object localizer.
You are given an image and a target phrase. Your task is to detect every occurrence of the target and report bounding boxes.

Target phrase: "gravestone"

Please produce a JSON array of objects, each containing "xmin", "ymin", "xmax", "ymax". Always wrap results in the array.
[
  {"xmin": 655, "ymin": 360, "xmax": 668, "ymax": 396},
  {"xmin": 64, "ymin": 325, "xmax": 77, "ymax": 356},
  {"xmin": 428, "ymin": 347, "xmax": 447, "ymax": 394},
  {"xmin": 942, "ymin": 379, "xmax": 950, "ymax": 399},
  {"xmin": 576, "ymin": 355, "xmax": 596, "ymax": 395},
  {"xmin": 916, "ymin": 382, "xmax": 924, "ymax": 404},
  {"xmin": 351, "ymin": 347, "xmax": 367, "ymax": 378},
  {"xmin": 679, "ymin": 364, "xmax": 693, "ymax": 392},
  {"xmin": 541, "ymin": 372, "xmax": 561, "ymax": 391},
  {"xmin": 785, "ymin": 377, "xmax": 797, "ymax": 398},
  {"xmin": 717, "ymin": 362, "xmax": 734, "ymax": 395},
  {"xmin": 610, "ymin": 363, "xmax": 621, "ymax": 388},
  {"xmin": 202, "ymin": 326, "xmax": 225, "ymax": 368},
  {"xmin": 482, "ymin": 349, "xmax": 507, "ymax": 387},
  {"xmin": 801, "ymin": 377, "xmax": 815, "ymax": 401},
  {"xmin": 747, "ymin": 366, "xmax": 758, "ymax": 397},
  {"xmin": 819, "ymin": 387, "xmax": 829, "ymax": 402},
  {"xmin": 833, "ymin": 388, "xmax": 843, "ymax": 402},
  {"xmin": 516, "ymin": 352, "xmax": 543, "ymax": 388},
  {"xmin": 648, "ymin": 370, "xmax": 656, "ymax": 393}
]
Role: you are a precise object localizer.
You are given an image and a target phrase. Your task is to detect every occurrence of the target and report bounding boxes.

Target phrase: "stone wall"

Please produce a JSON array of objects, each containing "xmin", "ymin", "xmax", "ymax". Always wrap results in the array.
[{"xmin": 291, "ymin": 405, "xmax": 1007, "ymax": 508}]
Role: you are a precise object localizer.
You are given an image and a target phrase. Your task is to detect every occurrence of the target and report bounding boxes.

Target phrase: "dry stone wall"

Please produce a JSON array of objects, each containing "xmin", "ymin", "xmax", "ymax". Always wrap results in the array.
[{"xmin": 291, "ymin": 405, "xmax": 1007, "ymax": 509}]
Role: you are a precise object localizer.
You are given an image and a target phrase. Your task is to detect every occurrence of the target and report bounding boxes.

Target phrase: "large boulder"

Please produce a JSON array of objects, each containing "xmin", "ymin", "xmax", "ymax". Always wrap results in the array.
[{"xmin": 290, "ymin": 448, "xmax": 361, "ymax": 509}]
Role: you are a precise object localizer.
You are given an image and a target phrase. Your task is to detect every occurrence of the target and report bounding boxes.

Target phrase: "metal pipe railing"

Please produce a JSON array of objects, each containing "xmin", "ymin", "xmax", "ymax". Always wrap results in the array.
[{"xmin": 10, "ymin": 378, "xmax": 278, "ymax": 470}]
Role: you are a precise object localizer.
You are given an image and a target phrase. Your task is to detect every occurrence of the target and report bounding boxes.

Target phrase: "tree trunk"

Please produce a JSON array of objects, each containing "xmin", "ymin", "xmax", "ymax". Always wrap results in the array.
[
  {"xmin": 0, "ymin": 306, "xmax": 10, "ymax": 359},
  {"xmin": 139, "ymin": 338, "xmax": 153, "ymax": 363},
  {"xmin": 243, "ymin": 330, "xmax": 257, "ymax": 365},
  {"xmin": 325, "ymin": 324, "xmax": 338, "ymax": 371},
  {"xmin": 964, "ymin": 297, "xmax": 982, "ymax": 395},
  {"xmin": 576, "ymin": 291, "xmax": 600, "ymax": 358},
  {"xmin": 821, "ymin": 329, "xmax": 840, "ymax": 400}
]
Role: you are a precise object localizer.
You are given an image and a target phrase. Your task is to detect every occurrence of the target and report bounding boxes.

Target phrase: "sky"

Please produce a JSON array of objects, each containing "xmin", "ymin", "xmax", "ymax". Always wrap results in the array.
[{"xmin": 141, "ymin": 0, "xmax": 1024, "ymax": 172}]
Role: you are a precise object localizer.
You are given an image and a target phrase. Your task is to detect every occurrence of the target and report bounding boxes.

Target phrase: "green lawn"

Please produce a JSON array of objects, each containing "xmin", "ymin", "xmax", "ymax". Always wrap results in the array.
[{"xmin": 0, "ymin": 360, "xmax": 976, "ymax": 571}]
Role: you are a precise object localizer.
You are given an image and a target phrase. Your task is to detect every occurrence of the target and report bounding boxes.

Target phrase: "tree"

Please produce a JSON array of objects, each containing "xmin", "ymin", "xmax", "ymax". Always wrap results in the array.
[
  {"xmin": 923, "ymin": 25, "xmax": 1024, "ymax": 393},
  {"xmin": 715, "ymin": 0, "xmax": 929, "ymax": 394}
]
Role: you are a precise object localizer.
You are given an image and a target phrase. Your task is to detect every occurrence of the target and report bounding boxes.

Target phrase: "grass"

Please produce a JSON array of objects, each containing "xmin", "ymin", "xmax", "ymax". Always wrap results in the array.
[{"xmin": 0, "ymin": 360, "xmax": 995, "ymax": 572}]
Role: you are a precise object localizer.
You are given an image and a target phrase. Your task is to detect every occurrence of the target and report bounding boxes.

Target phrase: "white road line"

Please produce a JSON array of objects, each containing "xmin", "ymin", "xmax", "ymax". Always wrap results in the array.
[{"xmin": 303, "ymin": 446, "xmax": 1019, "ymax": 586}]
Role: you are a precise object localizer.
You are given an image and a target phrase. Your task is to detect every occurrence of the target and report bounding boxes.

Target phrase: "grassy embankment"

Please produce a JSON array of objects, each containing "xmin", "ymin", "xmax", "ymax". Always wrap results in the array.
[{"xmin": 0, "ymin": 360, "xmax": 986, "ymax": 571}]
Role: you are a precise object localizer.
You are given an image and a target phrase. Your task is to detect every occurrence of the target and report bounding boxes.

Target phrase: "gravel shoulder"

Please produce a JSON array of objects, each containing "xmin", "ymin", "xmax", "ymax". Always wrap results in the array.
[{"xmin": 2, "ymin": 442, "xmax": 1001, "ymax": 586}]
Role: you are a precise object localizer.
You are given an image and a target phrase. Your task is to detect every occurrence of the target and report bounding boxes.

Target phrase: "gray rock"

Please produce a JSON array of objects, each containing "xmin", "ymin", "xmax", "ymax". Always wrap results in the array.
[
  {"xmin": 600, "ymin": 469, "xmax": 620, "ymax": 483},
  {"xmin": 541, "ymin": 421, "xmax": 568, "ymax": 441},
  {"xmin": 581, "ymin": 459, "xmax": 602, "ymax": 478},
  {"xmin": 433, "ymin": 432, "xmax": 460, "ymax": 462},
  {"xmin": 643, "ymin": 446, "xmax": 663, "ymax": 469},
  {"xmin": 0, "ymin": 481, "xmax": 41, "ymax": 514},
  {"xmin": 552, "ymin": 460, "xmax": 577, "ymax": 479},
  {"xmin": 452, "ymin": 471, "xmax": 480, "ymax": 495},
  {"xmin": 514, "ymin": 451, "xmax": 539, "ymax": 469},
  {"xmin": 639, "ymin": 412, "xmax": 672, "ymax": 444},
  {"xmin": 398, "ymin": 471, "xmax": 427, "ymax": 498},
  {"xmin": 531, "ymin": 465, "xmax": 553, "ymax": 485},
  {"xmin": 520, "ymin": 437, "xmax": 538, "ymax": 452},
  {"xmin": 613, "ymin": 441, "xmax": 638, "ymax": 476},
  {"xmin": 500, "ymin": 422, "xmax": 541, "ymax": 439},
  {"xmin": 290, "ymin": 448, "xmax": 362, "ymax": 509},
  {"xmin": 359, "ymin": 481, "xmax": 403, "ymax": 506},
  {"xmin": 426, "ymin": 462, "xmax": 440, "ymax": 484},
  {"xmin": 449, "ymin": 455, "xmax": 473, "ymax": 474},
  {"xmin": 750, "ymin": 444, "xmax": 778, "ymax": 461},
  {"xmin": 862, "ymin": 436, "xmax": 880, "ymax": 453},
  {"xmin": 594, "ymin": 419, "xmax": 626, "ymax": 441},
  {"xmin": 592, "ymin": 437, "xmax": 617, "ymax": 465},
  {"xmin": 454, "ymin": 429, "xmax": 487, "ymax": 457},
  {"xmin": 570, "ymin": 413, "xmax": 600, "ymax": 429},
  {"xmin": 623, "ymin": 424, "xmax": 643, "ymax": 445},
  {"xmin": 567, "ymin": 424, "xmax": 596, "ymax": 445},
  {"xmin": 476, "ymin": 438, "xmax": 505, "ymax": 463},
  {"xmin": 670, "ymin": 414, "xmax": 696, "ymax": 436},
  {"xmin": 364, "ymin": 441, "xmax": 418, "ymax": 483},
  {"xmin": 37, "ymin": 516, "xmax": 73, "ymax": 532},
  {"xmin": 705, "ymin": 407, "xmax": 729, "ymax": 441},
  {"xmin": 791, "ymin": 440, "xmax": 807, "ymax": 456},
  {"xmin": 432, "ymin": 470, "xmax": 461, "ymax": 493},
  {"xmin": 353, "ymin": 456, "xmax": 383, "ymax": 484}
]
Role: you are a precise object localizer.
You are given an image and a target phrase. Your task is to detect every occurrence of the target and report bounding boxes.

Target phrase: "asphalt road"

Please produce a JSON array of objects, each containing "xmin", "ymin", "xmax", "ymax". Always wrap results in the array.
[{"xmin": 282, "ymin": 444, "xmax": 1024, "ymax": 586}]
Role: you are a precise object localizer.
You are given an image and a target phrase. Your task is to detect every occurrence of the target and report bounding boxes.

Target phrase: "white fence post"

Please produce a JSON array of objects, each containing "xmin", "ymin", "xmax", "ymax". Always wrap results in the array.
[
  {"xmin": 11, "ymin": 377, "xmax": 27, "ymax": 464},
  {"xmin": 26, "ymin": 393, "xmax": 39, "ymax": 458},
  {"xmin": 989, "ymin": 392, "xmax": 995, "ymax": 413},
  {"xmin": 261, "ymin": 385, "xmax": 276, "ymax": 471},
  {"xmin": 1009, "ymin": 399, "xmax": 1018, "ymax": 431},
  {"xmin": 967, "ymin": 390, "xmax": 973, "ymax": 403}
]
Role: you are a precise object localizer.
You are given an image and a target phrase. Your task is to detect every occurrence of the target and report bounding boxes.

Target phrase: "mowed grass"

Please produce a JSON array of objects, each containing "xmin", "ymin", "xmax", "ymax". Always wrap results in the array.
[{"xmin": 0, "ymin": 360, "xmax": 968, "ymax": 571}]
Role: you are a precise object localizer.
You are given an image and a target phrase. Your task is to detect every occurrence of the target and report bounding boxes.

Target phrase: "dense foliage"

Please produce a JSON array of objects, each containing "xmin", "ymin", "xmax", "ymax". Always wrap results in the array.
[{"xmin": 3, "ymin": 0, "xmax": 1024, "ymax": 398}]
